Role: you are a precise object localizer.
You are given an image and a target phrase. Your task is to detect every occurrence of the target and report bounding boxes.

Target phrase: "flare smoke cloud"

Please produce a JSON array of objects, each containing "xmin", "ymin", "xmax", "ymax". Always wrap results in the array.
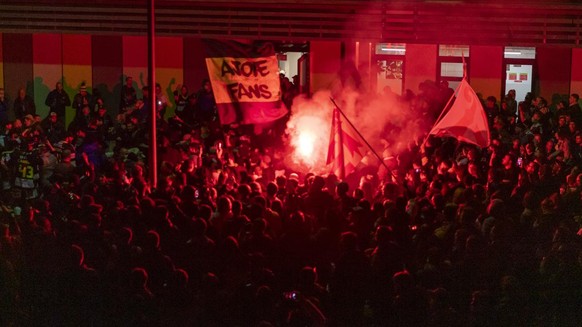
[{"xmin": 285, "ymin": 68, "xmax": 433, "ymax": 175}]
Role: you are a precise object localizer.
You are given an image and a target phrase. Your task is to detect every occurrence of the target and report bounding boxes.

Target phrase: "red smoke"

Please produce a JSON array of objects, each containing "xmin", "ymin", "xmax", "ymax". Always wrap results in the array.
[
  {"xmin": 286, "ymin": 91, "xmax": 333, "ymax": 172},
  {"xmin": 285, "ymin": 82, "xmax": 430, "ymax": 178}
]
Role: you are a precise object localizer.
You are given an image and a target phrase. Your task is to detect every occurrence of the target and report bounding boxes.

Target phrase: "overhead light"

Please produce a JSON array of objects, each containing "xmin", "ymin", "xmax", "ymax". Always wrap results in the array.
[
  {"xmin": 381, "ymin": 48, "xmax": 406, "ymax": 52},
  {"xmin": 504, "ymin": 51, "xmax": 521, "ymax": 55}
]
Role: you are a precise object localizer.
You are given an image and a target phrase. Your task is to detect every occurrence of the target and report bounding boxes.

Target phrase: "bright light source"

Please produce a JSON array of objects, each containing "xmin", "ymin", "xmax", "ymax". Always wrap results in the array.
[
  {"xmin": 288, "ymin": 114, "xmax": 329, "ymax": 168},
  {"xmin": 297, "ymin": 131, "xmax": 315, "ymax": 160},
  {"xmin": 504, "ymin": 51, "xmax": 521, "ymax": 55}
]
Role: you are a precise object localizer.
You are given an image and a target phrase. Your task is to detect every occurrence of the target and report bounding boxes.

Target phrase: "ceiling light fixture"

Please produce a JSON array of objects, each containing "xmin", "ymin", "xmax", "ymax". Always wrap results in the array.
[{"xmin": 381, "ymin": 48, "xmax": 406, "ymax": 52}]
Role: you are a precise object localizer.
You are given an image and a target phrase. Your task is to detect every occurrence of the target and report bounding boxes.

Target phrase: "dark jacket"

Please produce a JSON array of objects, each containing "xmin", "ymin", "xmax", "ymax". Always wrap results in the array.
[{"xmin": 45, "ymin": 89, "xmax": 71, "ymax": 117}]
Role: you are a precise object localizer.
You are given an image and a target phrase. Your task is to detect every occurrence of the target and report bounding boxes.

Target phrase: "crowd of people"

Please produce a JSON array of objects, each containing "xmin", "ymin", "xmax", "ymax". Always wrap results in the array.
[{"xmin": 0, "ymin": 69, "xmax": 581, "ymax": 326}]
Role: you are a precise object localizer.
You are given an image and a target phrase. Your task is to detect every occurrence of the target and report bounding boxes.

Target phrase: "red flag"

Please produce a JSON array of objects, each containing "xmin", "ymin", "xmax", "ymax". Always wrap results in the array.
[
  {"xmin": 327, "ymin": 108, "xmax": 366, "ymax": 179},
  {"xmin": 326, "ymin": 109, "xmax": 338, "ymax": 166},
  {"xmin": 429, "ymin": 78, "xmax": 490, "ymax": 148}
]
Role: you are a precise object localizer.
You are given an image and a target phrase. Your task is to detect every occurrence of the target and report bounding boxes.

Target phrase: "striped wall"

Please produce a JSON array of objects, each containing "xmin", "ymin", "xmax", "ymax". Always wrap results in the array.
[
  {"xmin": 155, "ymin": 36, "xmax": 183, "ymax": 118},
  {"xmin": 92, "ymin": 35, "xmax": 123, "ymax": 116},
  {"xmin": 122, "ymin": 35, "xmax": 148, "ymax": 101},
  {"xmin": 33, "ymin": 33, "xmax": 63, "ymax": 118},
  {"xmin": 537, "ymin": 47, "xmax": 572, "ymax": 102},
  {"xmin": 572, "ymin": 48, "xmax": 582, "ymax": 96},
  {"xmin": 0, "ymin": 32, "xmax": 581, "ymax": 124},
  {"xmin": 3, "ymin": 33, "xmax": 34, "ymax": 122},
  {"xmin": 0, "ymin": 32, "xmax": 201, "ymax": 124},
  {"xmin": 0, "ymin": 33, "xmax": 3, "ymax": 89},
  {"xmin": 470, "ymin": 46, "xmax": 503, "ymax": 102},
  {"xmin": 183, "ymin": 37, "xmax": 209, "ymax": 94},
  {"xmin": 309, "ymin": 41, "xmax": 342, "ymax": 94},
  {"xmin": 62, "ymin": 34, "xmax": 92, "ymax": 126}
]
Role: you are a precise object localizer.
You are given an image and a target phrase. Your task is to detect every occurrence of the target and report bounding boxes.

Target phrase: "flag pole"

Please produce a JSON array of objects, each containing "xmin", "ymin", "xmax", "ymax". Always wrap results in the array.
[
  {"xmin": 335, "ymin": 109, "xmax": 346, "ymax": 180},
  {"xmin": 329, "ymin": 97, "xmax": 398, "ymax": 182},
  {"xmin": 148, "ymin": 0, "xmax": 157, "ymax": 189},
  {"xmin": 462, "ymin": 51, "xmax": 467, "ymax": 79}
]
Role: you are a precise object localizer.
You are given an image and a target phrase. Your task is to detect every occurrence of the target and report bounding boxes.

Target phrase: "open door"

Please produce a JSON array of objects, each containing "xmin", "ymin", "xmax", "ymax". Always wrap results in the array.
[{"xmin": 297, "ymin": 53, "xmax": 309, "ymax": 94}]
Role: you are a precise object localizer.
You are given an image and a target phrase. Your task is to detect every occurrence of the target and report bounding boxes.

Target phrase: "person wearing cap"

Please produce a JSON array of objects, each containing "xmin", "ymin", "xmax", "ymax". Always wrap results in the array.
[
  {"xmin": 45, "ymin": 82, "xmax": 71, "ymax": 119},
  {"xmin": 72, "ymin": 83, "xmax": 93, "ymax": 120},
  {"xmin": 13, "ymin": 87, "xmax": 36, "ymax": 121}
]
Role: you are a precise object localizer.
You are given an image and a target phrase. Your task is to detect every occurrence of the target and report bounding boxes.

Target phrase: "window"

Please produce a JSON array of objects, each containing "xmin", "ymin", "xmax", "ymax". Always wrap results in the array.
[
  {"xmin": 504, "ymin": 47, "xmax": 536, "ymax": 60},
  {"xmin": 374, "ymin": 43, "xmax": 405, "ymax": 95},
  {"xmin": 440, "ymin": 62, "xmax": 464, "ymax": 78},
  {"xmin": 376, "ymin": 43, "xmax": 406, "ymax": 56},
  {"xmin": 439, "ymin": 45, "xmax": 469, "ymax": 57},
  {"xmin": 438, "ymin": 45, "xmax": 469, "ymax": 90}
]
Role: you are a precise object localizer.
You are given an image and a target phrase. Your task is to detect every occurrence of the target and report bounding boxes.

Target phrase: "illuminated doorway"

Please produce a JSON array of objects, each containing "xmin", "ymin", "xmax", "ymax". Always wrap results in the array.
[{"xmin": 503, "ymin": 47, "xmax": 536, "ymax": 103}]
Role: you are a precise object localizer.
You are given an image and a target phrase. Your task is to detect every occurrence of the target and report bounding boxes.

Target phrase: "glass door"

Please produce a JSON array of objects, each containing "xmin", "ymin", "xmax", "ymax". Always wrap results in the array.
[
  {"xmin": 503, "ymin": 47, "xmax": 536, "ymax": 103},
  {"xmin": 505, "ymin": 64, "xmax": 533, "ymax": 103}
]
